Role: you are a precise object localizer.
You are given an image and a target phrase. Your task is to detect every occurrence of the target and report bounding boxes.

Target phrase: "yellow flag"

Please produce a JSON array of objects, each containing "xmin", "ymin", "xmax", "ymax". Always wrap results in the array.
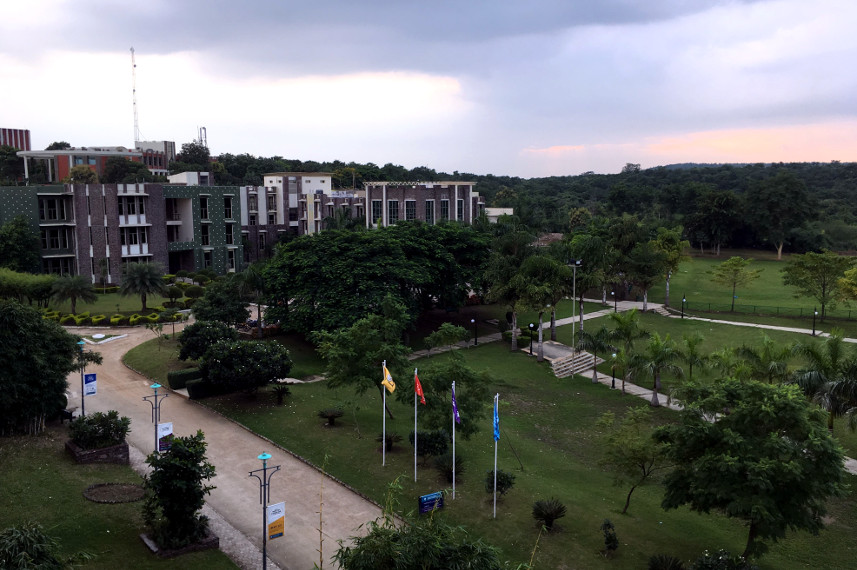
[{"xmin": 382, "ymin": 366, "xmax": 396, "ymax": 393}]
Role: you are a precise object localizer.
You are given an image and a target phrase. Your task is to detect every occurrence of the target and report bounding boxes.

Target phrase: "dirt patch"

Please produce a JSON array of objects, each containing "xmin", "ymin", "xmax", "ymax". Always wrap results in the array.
[{"xmin": 84, "ymin": 482, "xmax": 145, "ymax": 503}]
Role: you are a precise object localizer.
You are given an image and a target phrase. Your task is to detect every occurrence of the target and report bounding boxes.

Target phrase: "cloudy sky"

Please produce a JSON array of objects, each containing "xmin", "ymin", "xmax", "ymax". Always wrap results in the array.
[{"xmin": 2, "ymin": 0, "xmax": 855, "ymax": 177}]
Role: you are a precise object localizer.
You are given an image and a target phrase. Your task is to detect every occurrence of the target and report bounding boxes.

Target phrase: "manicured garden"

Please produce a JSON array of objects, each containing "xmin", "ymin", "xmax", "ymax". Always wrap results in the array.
[{"xmin": 0, "ymin": 424, "xmax": 237, "ymax": 569}]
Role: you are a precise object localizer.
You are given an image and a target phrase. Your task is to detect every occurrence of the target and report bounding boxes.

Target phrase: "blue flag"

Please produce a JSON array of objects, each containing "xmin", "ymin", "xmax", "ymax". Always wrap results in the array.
[
  {"xmin": 452, "ymin": 382, "xmax": 461, "ymax": 424},
  {"xmin": 493, "ymin": 394, "xmax": 500, "ymax": 441}
]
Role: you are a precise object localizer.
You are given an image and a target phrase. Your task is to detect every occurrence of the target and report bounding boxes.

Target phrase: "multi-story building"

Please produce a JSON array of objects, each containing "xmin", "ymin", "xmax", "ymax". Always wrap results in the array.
[
  {"xmin": 364, "ymin": 181, "xmax": 484, "ymax": 227},
  {"xmin": 17, "ymin": 146, "xmax": 169, "ymax": 183},
  {"xmin": 0, "ymin": 128, "xmax": 31, "ymax": 150}
]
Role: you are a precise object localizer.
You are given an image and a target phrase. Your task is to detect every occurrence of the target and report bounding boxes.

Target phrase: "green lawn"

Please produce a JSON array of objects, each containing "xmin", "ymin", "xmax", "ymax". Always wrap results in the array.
[
  {"xmin": 50, "ymin": 291, "xmax": 174, "ymax": 316},
  {"xmin": 202, "ymin": 343, "xmax": 857, "ymax": 569},
  {"xmin": 0, "ymin": 425, "xmax": 237, "ymax": 569}
]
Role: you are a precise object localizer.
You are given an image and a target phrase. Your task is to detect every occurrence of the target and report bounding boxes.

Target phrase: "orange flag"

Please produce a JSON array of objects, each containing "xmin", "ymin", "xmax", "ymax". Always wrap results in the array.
[{"xmin": 414, "ymin": 372, "xmax": 426, "ymax": 405}]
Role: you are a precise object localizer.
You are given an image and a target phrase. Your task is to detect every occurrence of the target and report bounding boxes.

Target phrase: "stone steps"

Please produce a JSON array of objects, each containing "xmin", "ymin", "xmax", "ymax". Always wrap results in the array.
[{"xmin": 551, "ymin": 351, "xmax": 604, "ymax": 378}]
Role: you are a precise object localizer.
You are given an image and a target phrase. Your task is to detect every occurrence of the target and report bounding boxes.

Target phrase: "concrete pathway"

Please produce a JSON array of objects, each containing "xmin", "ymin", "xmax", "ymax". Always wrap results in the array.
[{"xmin": 69, "ymin": 325, "xmax": 380, "ymax": 570}]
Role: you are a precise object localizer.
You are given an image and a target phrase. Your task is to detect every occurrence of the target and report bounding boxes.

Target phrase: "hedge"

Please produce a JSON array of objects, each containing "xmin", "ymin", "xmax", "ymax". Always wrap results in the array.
[
  {"xmin": 91, "ymin": 315, "xmax": 107, "ymax": 325},
  {"xmin": 167, "ymin": 368, "xmax": 203, "ymax": 390},
  {"xmin": 96, "ymin": 286, "xmax": 120, "ymax": 294},
  {"xmin": 110, "ymin": 314, "xmax": 128, "ymax": 325},
  {"xmin": 186, "ymin": 379, "xmax": 221, "ymax": 400}
]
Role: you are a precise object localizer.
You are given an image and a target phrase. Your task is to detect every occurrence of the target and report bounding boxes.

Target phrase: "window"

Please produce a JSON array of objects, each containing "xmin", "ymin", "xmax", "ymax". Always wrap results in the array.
[
  {"xmin": 38, "ymin": 198, "xmax": 66, "ymax": 221},
  {"xmin": 249, "ymin": 214, "xmax": 257, "ymax": 226},
  {"xmin": 371, "ymin": 200, "xmax": 383, "ymax": 225},
  {"xmin": 457, "ymin": 199, "xmax": 464, "ymax": 221},
  {"xmin": 405, "ymin": 200, "xmax": 416, "ymax": 221},
  {"xmin": 127, "ymin": 228, "xmax": 139, "ymax": 245},
  {"xmin": 201, "ymin": 225, "xmax": 210, "ymax": 246},
  {"xmin": 388, "ymin": 201, "xmax": 399, "ymax": 224},
  {"xmin": 248, "ymin": 194, "xmax": 258, "ymax": 211},
  {"xmin": 440, "ymin": 199, "xmax": 449, "ymax": 221},
  {"xmin": 224, "ymin": 197, "xmax": 233, "ymax": 219},
  {"xmin": 289, "ymin": 208, "xmax": 298, "ymax": 222},
  {"xmin": 126, "ymin": 197, "xmax": 136, "ymax": 215},
  {"xmin": 227, "ymin": 249, "xmax": 236, "ymax": 270},
  {"xmin": 139, "ymin": 198, "xmax": 146, "ymax": 216},
  {"xmin": 267, "ymin": 194, "xmax": 277, "ymax": 212},
  {"xmin": 140, "ymin": 228, "xmax": 147, "ymax": 244},
  {"xmin": 117, "ymin": 198, "xmax": 124, "ymax": 216},
  {"xmin": 425, "ymin": 200, "xmax": 435, "ymax": 225},
  {"xmin": 200, "ymin": 197, "xmax": 209, "ymax": 220},
  {"xmin": 268, "ymin": 212, "xmax": 276, "ymax": 225},
  {"xmin": 259, "ymin": 233, "xmax": 266, "ymax": 249},
  {"xmin": 203, "ymin": 251, "xmax": 212, "ymax": 268},
  {"xmin": 226, "ymin": 224, "xmax": 234, "ymax": 245}
]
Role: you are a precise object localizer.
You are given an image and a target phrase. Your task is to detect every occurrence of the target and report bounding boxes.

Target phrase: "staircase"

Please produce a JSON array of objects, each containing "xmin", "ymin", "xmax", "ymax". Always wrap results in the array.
[
  {"xmin": 551, "ymin": 351, "xmax": 604, "ymax": 379},
  {"xmin": 652, "ymin": 305, "xmax": 672, "ymax": 317}
]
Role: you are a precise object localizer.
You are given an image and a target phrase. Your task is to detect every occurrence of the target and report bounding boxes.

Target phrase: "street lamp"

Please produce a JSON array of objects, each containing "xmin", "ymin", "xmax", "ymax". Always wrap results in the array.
[
  {"xmin": 812, "ymin": 307, "xmax": 818, "ymax": 336},
  {"xmin": 611, "ymin": 290, "xmax": 616, "ymax": 313},
  {"xmin": 142, "ymin": 383, "xmax": 168, "ymax": 454},
  {"xmin": 77, "ymin": 340, "xmax": 86, "ymax": 417},
  {"xmin": 249, "ymin": 452, "xmax": 281, "ymax": 570},
  {"xmin": 611, "ymin": 353, "xmax": 617, "ymax": 389},
  {"xmin": 471, "ymin": 318, "xmax": 478, "ymax": 346},
  {"xmin": 681, "ymin": 295, "xmax": 686, "ymax": 319},
  {"xmin": 569, "ymin": 259, "xmax": 581, "ymax": 347},
  {"xmin": 528, "ymin": 323, "xmax": 535, "ymax": 355}
]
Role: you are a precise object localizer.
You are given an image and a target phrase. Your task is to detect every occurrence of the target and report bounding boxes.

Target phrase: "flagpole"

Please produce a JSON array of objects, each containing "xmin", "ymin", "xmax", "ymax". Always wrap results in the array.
[
  {"xmin": 452, "ymin": 381, "xmax": 456, "ymax": 500},
  {"xmin": 382, "ymin": 360, "xmax": 386, "ymax": 467},
  {"xmin": 493, "ymin": 393, "xmax": 498, "ymax": 519},
  {"xmin": 414, "ymin": 368, "xmax": 418, "ymax": 482}
]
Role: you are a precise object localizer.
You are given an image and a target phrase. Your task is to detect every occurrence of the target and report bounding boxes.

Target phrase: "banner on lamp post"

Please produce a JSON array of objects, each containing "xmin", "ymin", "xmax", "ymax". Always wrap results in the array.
[
  {"xmin": 157, "ymin": 422, "xmax": 173, "ymax": 451},
  {"xmin": 267, "ymin": 502, "xmax": 285, "ymax": 540},
  {"xmin": 83, "ymin": 373, "xmax": 97, "ymax": 396}
]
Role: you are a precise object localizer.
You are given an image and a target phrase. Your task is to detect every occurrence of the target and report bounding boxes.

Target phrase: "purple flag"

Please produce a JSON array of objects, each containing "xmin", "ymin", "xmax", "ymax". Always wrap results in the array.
[{"xmin": 452, "ymin": 383, "xmax": 461, "ymax": 424}]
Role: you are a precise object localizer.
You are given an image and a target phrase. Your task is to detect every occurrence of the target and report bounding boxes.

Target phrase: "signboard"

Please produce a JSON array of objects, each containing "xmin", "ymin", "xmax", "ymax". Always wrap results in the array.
[
  {"xmin": 84, "ymin": 373, "xmax": 97, "ymax": 396},
  {"xmin": 418, "ymin": 491, "xmax": 444, "ymax": 514},
  {"xmin": 267, "ymin": 502, "xmax": 285, "ymax": 540},
  {"xmin": 157, "ymin": 422, "xmax": 173, "ymax": 451}
]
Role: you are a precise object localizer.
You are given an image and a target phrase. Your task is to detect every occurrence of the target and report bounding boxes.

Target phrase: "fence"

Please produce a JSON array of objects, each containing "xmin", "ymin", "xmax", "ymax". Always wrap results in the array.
[{"xmin": 685, "ymin": 301, "xmax": 856, "ymax": 320}]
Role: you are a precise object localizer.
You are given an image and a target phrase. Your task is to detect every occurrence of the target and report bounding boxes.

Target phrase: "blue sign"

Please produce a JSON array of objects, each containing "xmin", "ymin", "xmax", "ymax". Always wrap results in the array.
[
  {"xmin": 418, "ymin": 491, "xmax": 444, "ymax": 514},
  {"xmin": 84, "ymin": 373, "xmax": 97, "ymax": 396}
]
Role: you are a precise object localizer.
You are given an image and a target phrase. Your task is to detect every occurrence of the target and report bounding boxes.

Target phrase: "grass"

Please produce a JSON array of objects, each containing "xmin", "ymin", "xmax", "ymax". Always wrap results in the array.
[
  {"xmin": 51, "ymin": 291, "xmax": 174, "ymax": 316},
  {"xmin": 201, "ymin": 342, "xmax": 857, "ymax": 569},
  {"xmin": 0, "ymin": 425, "xmax": 237, "ymax": 569}
]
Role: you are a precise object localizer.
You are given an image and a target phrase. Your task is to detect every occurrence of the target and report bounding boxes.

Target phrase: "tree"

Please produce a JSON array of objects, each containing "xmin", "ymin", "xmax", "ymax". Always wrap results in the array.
[
  {"xmin": 597, "ymin": 407, "xmax": 668, "ymax": 514},
  {"xmin": 423, "ymin": 322, "xmax": 469, "ymax": 356},
  {"xmin": 656, "ymin": 380, "xmax": 847, "ymax": 559},
  {"xmin": 781, "ymin": 250, "xmax": 854, "ymax": 320},
  {"xmin": 0, "ymin": 145, "xmax": 25, "ymax": 183},
  {"xmin": 484, "ymin": 228, "xmax": 535, "ymax": 351},
  {"xmin": 511, "ymin": 254, "xmax": 571, "ymax": 360},
  {"xmin": 735, "ymin": 334, "xmax": 791, "ymax": 384},
  {"xmin": 792, "ymin": 329, "xmax": 857, "ymax": 431},
  {"xmin": 51, "ymin": 274, "xmax": 97, "ymax": 315},
  {"xmin": 200, "ymin": 339, "xmax": 292, "ymax": 393},
  {"xmin": 576, "ymin": 326, "xmax": 615, "ymax": 384},
  {"xmin": 747, "ymin": 172, "xmax": 813, "ymax": 260},
  {"xmin": 234, "ymin": 262, "xmax": 267, "ymax": 337},
  {"xmin": 314, "ymin": 296, "xmax": 411, "ymax": 418},
  {"xmin": 625, "ymin": 242, "xmax": 666, "ymax": 311},
  {"xmin": 652, "ymin": 226, "xmax": 690, "ymax": 307},
  {"xmin": 45, "ymin": 141, "xmax": 71, "ymax": 150},
  {"xmin": 0, "ymin": 300, "xmax": 101, "ymax": 434},
  {"xmin": 101, "ymin": 156, "xmax": 154, "ymax": 184},
  {"xmin": 709, "ymin": 257, "xmax": 761, "ymax": 312},
  {"xmin": 179, "ymin": 321, "xmax": 240, "ymax": 361},
  {"xmin": 0, "ymin": 216, "xmax": 41, "ymax": 273},
  {"xmin": 119, "ymin": 262, "xmax": 166, "ymax": 311},
  {"xmin": 607, "ymin": 308, "xmax": 649, "ymax": 356},
  {"xmin": 680, "ymin": 331, "xmax": 708, "ymax": 382},
  {"xmin": 685, "ymin": 190, "xmax": 742, "ymax": 255},
  {"xmin": 176, "ymin": 141, "xmax": 211, "ymax": 167},
  {"xmin": 143, "ymin": 430, "xmax": 216, "ymax": 549},
  {"xmin": 638, "ymin": 333, "xmax": 683, "ymax": 407},
  {"xmin": 192, "ymin": 278, "xmax": 249, "ymax": 325},
  {"xmin": 396, "ymin": 351, "xmax": 491, "ymax": 440},
  {"xmin": 62, "ymin": 164, "xmax": 99, "ymax": 184}
]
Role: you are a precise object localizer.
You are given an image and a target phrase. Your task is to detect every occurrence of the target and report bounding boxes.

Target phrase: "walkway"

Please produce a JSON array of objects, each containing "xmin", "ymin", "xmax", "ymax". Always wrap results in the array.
[{"xmin": 69, "ymin": 324, "xmax": 380, "ymax": 570}]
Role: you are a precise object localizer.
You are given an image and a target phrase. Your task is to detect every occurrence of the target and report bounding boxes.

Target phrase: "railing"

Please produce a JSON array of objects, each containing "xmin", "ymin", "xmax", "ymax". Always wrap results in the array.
[{"xmin": 686, "ymin": 301, "xmax": 857, "ymax": 320}]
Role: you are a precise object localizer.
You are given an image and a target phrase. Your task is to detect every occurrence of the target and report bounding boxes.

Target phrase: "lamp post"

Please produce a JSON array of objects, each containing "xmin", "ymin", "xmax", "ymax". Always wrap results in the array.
[
  {"xmin": 681, "ymin": 295, "xmax": 686, "ymax": 319},
  {"xmin": 528, "ymin": 323, "xmax": 535, "ymax": 355},
  {"xmin": 611, "ymin": 353, "xmax": 616, "ymax": 389},
  {"xmin": 249, "ymin": 452, "xmax": 281, "ymax": 570},
  {"xmin": 611, "ymin": 290, "xmax": 616, "ymax": 313},
  {"xmin": 77, "ymin": 340, "xmax": 86, "ymax": 417},
  {"xmin": 812, "ymin": 307, "xmax": 818, "ymax": 336},
  {"xmin": 471, "ymin": 318, "xmax": 477, "ymax": 346},
  {"xmin": 569, "ymin": 259, "xmax": 581, "ymax": 346},
  {"xmin": 142, "ymin": 383, "xmax": 168, "ymax": 454}
]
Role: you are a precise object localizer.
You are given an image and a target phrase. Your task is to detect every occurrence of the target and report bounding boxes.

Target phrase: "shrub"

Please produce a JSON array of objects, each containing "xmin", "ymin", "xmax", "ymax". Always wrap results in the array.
[
  {"xmin": 485, "ymin": 469, "xmax": 516, "ymax": 496},
  {"xmin": 73, "ymin": 314, "xmax": 90, "ymax": 326},
  {"xmin": 69, "ymin": 410, "xmax": 131, "ymax": 449},
  {"xmin": 110, "ymin": 314, "xmax": 127, "ymax": 326},
  {"xmin": 60, "ymin": 314, "xmax": 76, "ymax": 325},
  {"xmin": 175, "ymin": 281, "xmax": 190, "ymax": 291},
  {"xmin": 532, "ymin": 498, "xmax": 567, "ymax": 531},
  {"xmin": 689, "ymin": 550, "xmax": 758, "ymax": 570},
  {"xmin": 0, "ymin": 521, "xmax": 83, "ymax": 568},
  {"xmin": 146, "ymin": 313, "xmax": 160, "ymax": 323},
  {"xmin": 167, "ymin": 368, "xmax": 203, "ymax": 390},
  {"xmin": 163, "ymin": 274, "xmax": 176, "ymax": 284},
  {"xmin": 179, "ymin": 321, "xmax": 239, "ymax": 361},
  {"xmin": 376, "ymin": 432, "xmax": 402, "ymax": 451},
  {"xmin": 186, "ymin": 379, "xmax": 217, "ymax": 400},
  {"xmin": 91, "ymin": 314, "xmax": 107, "ymax": 325},
  {"xmin": 272, "ymin": 383, "xmax": 291, "ymax": 406},
  {"xmin": 433, "ymin": 452, "xmax": 464, "ymax": 483},
  {"xmin": 185, "ymin": 285, "xmax": 205, "ymax": 300},
  {"xmin": 176, "ymin": 270, "xmax": 189, "ymax": 279},
  {"xmin": 143, "ymin": 431, "xmax": 216, "ymax": 549},
  {"xmin": 43, "ymin": 311, "xmax": 60, "ymax": 321},
  {"xmin": 318, "ymin": 409, "xmax": 344, "ymax": 426},
  {"xmin": 96, "ymin": 285, "xmax": 119, "ymax": 294},
  {"xmin": 409, "ymin": 429, "xmax": 449, "ymax": 462},
  {"xmin": 601, "ymin": 519, "xmax": 618, "ymax": 557},
  {"xmin": 184, "ymin": 298, "xmax": 196, "ymax": 309},
  {"xmin": 129, "ymin": 314, "xmax": 145, "ymax": 326},
  {"xmin": 649, "ymin": 554, "xmax": 686, "ymax": 570}
]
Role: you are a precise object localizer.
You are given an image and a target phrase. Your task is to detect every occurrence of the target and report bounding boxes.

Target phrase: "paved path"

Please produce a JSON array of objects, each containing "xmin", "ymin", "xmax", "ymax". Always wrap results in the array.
[{"xmin": 70, "ymin": 325, "xmax": 381, "ymax": 570}]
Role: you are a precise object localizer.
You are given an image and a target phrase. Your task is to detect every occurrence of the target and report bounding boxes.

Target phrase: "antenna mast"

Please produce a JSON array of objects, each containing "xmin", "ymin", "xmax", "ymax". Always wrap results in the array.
[{"xmin": 131, "ymin": 47, "xmax": 140, "ymax": 143}]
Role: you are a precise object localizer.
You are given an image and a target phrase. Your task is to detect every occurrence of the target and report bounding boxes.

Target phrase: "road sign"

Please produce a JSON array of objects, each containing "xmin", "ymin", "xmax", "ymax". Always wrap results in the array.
[
  {"xmin": 84, "ymin": 373, "xmax": 97, "ymax": 396},
  {"xmin": 418, "ymin": 491, "xmax": 444, "ymax": 514}
]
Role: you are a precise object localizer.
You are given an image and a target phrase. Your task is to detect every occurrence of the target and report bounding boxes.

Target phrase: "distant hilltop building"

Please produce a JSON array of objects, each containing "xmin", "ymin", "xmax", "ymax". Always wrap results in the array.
[{"xmin": 0, "ymin": 128, "xmax": 31, "ymax": 150}]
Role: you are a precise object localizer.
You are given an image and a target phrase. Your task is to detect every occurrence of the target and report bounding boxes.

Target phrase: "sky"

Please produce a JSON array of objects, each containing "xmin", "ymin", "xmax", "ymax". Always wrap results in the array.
[{"xmin": 1, "ymin": 0, "xmax": 856, "ymax": 178}]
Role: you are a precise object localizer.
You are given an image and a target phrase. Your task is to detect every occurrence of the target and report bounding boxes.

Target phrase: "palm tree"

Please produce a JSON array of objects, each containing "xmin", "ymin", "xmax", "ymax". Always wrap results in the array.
[
  {"xmin": 512, "ymin": 255, "xmax": 571, "ymax": 361},
  {"xmin": 792, "ymin": 329, "xmax": 856, "ymax": 431},
  {"xmin": 638, "ymin": 333, "xmax": 683, "ymax": 407},
  {"xmin": 607, "ymin": 308, "xmax": 649, "ymax": 355},
  {"xmin": 736, "ymin": 334, "xmax": 791, "ymax": 384},
  {"xmin": 51, "ymin": 274, "xmax": 97, "ymax": 315},
  {"xmin": 612, "ymin": 348, "xmax": 645, "ymax": 395},
  {"xmin": 235, "ymin": 262, "xmax": 267, "ymax": 338},
  {"xmin": 680, "ymin": 331, "xmax": 709, "ymax": 382},
  {"xmin": 485, "ymin": 229, "xmax": 535, "ymax": 352},
  {"xmin": 576, "ymin": 326, "xmax": 615, "ymax": 384},
  {"xmin": 119, "ymin": 262, "xmax": 166, "ymax": 312}
]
